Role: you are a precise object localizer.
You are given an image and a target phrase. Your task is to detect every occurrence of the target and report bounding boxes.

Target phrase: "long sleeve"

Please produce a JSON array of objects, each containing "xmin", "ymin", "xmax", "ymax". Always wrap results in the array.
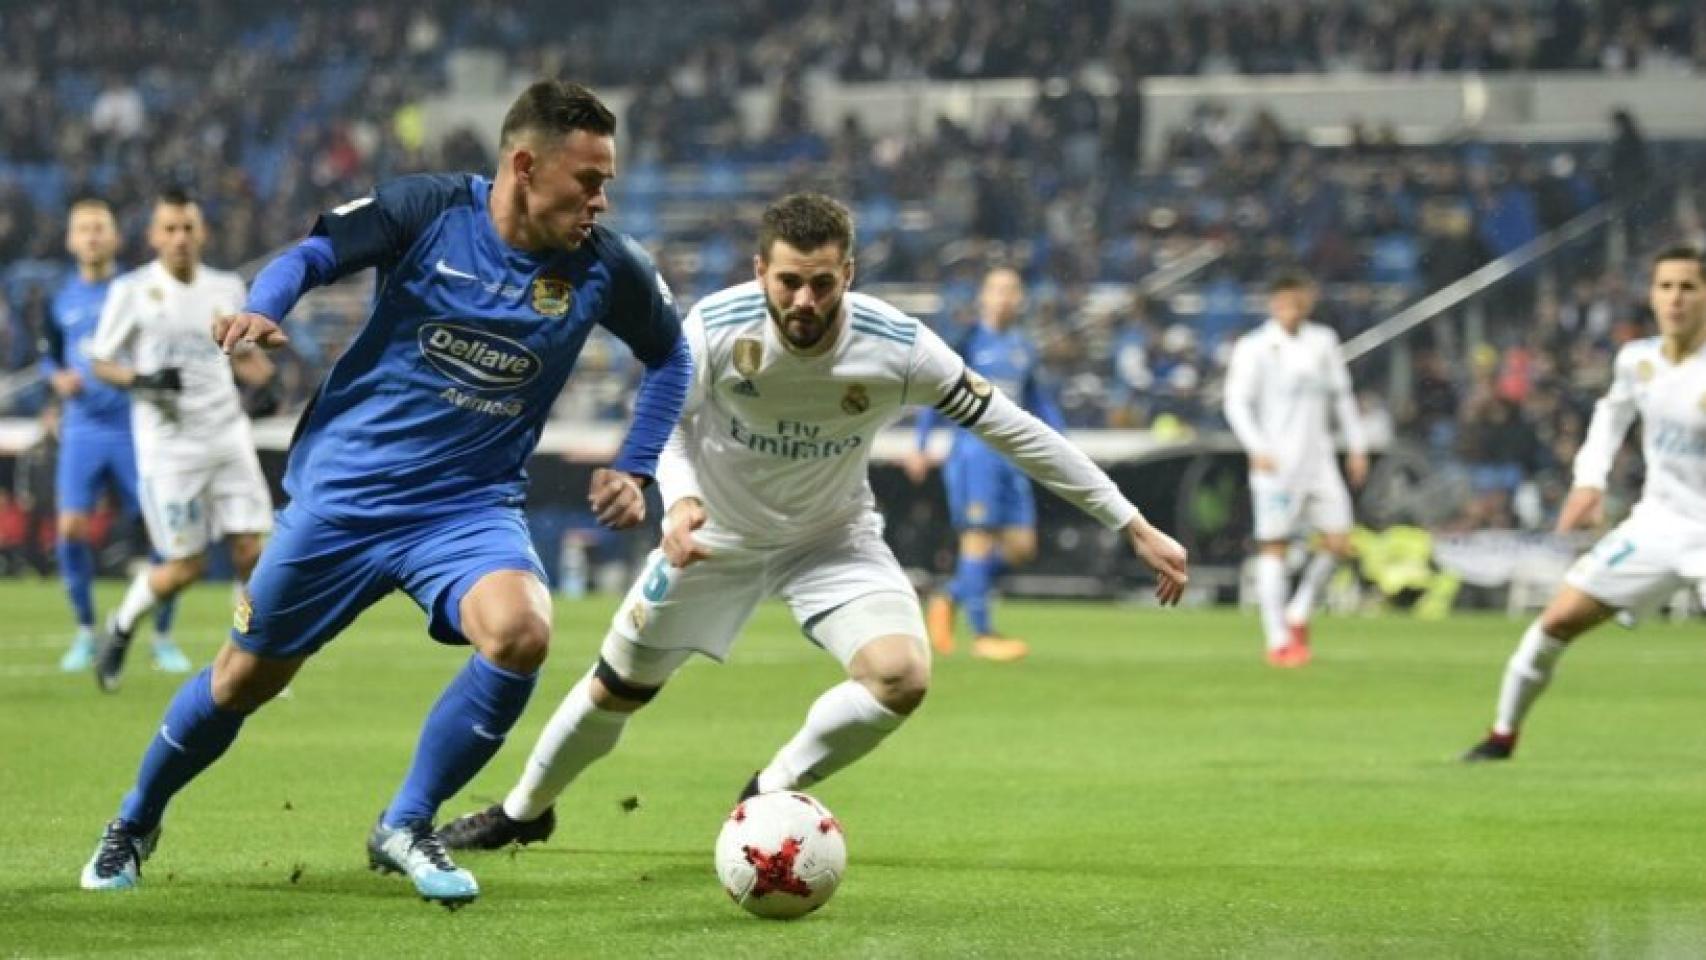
[
  {"xmin": 244, "ymin": 236, "xmax": 337, "ymax": 321},
  {"xmin": 656, "ymin": 316, "xmax": 709, "ymax": 512},
  {"xmin": 1572, "ymin": 347, "xmax": 1640, "ymax": 489},
  {"xmin": 1222, "ymin": 336, "xmax": 1269, "ymax": 457},
  {"xmin": 1329, "ymin": 339, "xmax": 1367, "ymax": 455},
  {"xmin": 909, "ymin": 325, "xmax": 1138, "ymax": 530}
]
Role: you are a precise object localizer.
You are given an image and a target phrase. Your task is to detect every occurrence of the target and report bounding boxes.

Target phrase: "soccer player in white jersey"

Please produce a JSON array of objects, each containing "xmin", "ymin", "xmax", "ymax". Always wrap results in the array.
[
  {"xmin": 1223, "ymin": 272, "xmax": 1368, "ymax": 667},
  {"xmin": 1463, "ymin": 247, "xmax": 1706, "ymax": 761},
  {"xmin": 86, "ymin": 189, "xmax": 276, "ymax": 692},
  {"xmin": 438, "ymin": 193, "xmax": 1190, "ymax": 849}
]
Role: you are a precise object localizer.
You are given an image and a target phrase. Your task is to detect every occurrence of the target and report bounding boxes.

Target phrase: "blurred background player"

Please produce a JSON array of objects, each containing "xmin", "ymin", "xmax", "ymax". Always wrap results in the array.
[
  {"xmin": 437, "ymin": 193, "xmax": 1188, "ymax": 852},
  {"xmin": 86, "ymin": 190, "xmax": 274, "ymax": 691},
  {"xmin": 1463, "ymin": 247, "xmax": 1706, "ymax": 762},
  {"xmin": 79, "ymin": 80, "xmax": 689, "ymax": 905},
  {"xmin": 906, "ymin": 267, "xmax": 1064, "ymax": 662},
  {"xmin": 41, "ymin": 199, "xmax": 180, "ymax": 672},
  {"xmin": 1223, "ymin": 273, "xmax": 1368, "ymax": 667}
]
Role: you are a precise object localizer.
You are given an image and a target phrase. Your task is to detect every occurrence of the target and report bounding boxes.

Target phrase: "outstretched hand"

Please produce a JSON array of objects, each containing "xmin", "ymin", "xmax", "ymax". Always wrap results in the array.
[
  {"xmin": 213, "ymin": 312, "xmax": 290, "ymax": 355},
  {"xmin": 1125, "ymin": 517, "xmax": 1189, "ymax": 606}
]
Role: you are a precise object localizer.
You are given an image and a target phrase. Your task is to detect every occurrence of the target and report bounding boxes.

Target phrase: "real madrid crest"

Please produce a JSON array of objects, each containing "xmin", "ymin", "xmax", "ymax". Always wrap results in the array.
[
  {"xmin": 734, "ymin": 338, "xmax": 764, "ymax": 378},
  {"xmin": 1636, "ymin": 359, "xmax": 1655, "ymax": 382},
  {"xmin": 147, "ymin": 287, "xmax": 163, "ymax": 302},
  {"xmin": 531, "ymin": 277, "xmax": 573, "ymax": 318},
  {"xmin": 841, "ymin": 383, "xmax": 870, "ymax": 415}
]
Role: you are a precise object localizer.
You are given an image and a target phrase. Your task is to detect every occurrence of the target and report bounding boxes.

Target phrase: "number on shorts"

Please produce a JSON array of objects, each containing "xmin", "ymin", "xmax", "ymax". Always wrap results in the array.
[{"xmin": 641, "ymin": 555, "xmax": 671, "ymax": 602}]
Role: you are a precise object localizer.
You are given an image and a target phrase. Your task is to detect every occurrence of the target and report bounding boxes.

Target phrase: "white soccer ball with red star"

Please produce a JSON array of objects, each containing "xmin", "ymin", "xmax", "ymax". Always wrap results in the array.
[{"xmin": 715, "ymin": 791, "xmax": 847, "ymax": 919}]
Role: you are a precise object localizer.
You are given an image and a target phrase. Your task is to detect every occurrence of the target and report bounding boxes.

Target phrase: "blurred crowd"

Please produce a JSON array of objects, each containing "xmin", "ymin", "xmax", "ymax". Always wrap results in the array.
[{"xmin": 1, "ymin": 0, "xmax": 1703, "ymax": 541}]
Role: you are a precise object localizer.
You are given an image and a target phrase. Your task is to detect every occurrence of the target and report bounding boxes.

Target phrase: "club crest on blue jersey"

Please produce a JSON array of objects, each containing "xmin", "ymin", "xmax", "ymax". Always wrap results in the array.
[
  {"xmin": 531, "ymin": 276, "xmax": 574, "ymax": 318},
  {"xmin": 418, "ymin": 323, "xmax": 541, "ymax": 391}
]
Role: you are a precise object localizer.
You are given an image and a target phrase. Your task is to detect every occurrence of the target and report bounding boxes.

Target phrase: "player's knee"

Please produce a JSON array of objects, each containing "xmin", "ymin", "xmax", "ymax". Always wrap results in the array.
[
  {"xmin": 57, "ymin": 513, "xmax": 89, "ymax": 542},
  {"xmin": 477, "ymin": 610, "xmax": 552, "ymax": 673},
  {"xmin": 589, "ymin": 659, "xmax": 660, "ymax": 714},
  {"xmin": 852, "ymin": 637, "xmax": 931, "ymax": 715},
  {"xmin": 226, "ymin": 535, "xmax": 263, "ymax": 575},
  {"xmin": 210, "ymin": 643, "xmax": 300, "ymax": 713}
]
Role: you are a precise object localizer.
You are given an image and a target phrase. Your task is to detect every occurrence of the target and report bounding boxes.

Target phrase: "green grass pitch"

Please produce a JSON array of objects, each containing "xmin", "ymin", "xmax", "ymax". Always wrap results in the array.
[{"xmin": 2, "ymin": 580, "xmax": 1702, "ymax": 958}]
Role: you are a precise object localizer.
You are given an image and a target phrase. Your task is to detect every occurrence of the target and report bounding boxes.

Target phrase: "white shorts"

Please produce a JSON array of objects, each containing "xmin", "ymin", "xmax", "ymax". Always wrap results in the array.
[
  {"xmin": 1564, "ymin": 504, "xmax": 1706, "ymax": 612},
  {"xmin": 1250, "ymin": 468, "xmax": 1353, "ymax": 543},
  {"xmin": 601, "ymin": 516, "xmax": 923, "ymax": 684},
  {"xmin": 139, "ymin": 449, "xmax": 274, "ymax": 561}
]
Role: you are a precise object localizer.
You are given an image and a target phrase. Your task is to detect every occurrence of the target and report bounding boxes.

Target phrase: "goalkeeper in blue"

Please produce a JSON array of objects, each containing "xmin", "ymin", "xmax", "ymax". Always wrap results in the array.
[{"xmin": 78, "ymin": 80, "xmax": 691, "ymax": 908}]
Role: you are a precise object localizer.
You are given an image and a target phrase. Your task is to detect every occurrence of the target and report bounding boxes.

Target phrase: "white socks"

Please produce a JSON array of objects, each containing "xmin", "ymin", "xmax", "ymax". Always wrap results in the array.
[
  {"xmin": 503, "ymin": 674, "xmax": 631, "ymax": 822},
  {"xmin": 1493, "ymin": 622, "xmax": 1568, "ymax": 736},
  {"xmin": 114, "ymin": 572, "xmax": 160, "ymax": 634},
  {"xmin": 756, "ymin": 681, "xmax": 904, "ymax": 794},
  {"xmin": 1254, "ymin": 554, "xmax": 1289, "ymax": 651},
  {"xmin": 1286, "ymin": 552, "xmax": 1338, "ymax": 626}
]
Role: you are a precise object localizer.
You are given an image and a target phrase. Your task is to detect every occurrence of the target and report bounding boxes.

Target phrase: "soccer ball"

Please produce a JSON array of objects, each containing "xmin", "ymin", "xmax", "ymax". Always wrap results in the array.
[{"xmin": 715, "ymin": 791, "xmax": 847, "ymax": 919}]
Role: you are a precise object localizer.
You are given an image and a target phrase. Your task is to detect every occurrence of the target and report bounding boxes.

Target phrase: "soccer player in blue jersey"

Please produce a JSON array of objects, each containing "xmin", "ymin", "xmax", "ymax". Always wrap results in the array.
[
  {"xmin": 42, "ymin": 199, "xmax": 182, "ymax": 673},
  {"xmin": 905, "ymin": 267, "xmax": 1064, "ymax": 662},
  {"xmin": 79, "ymin": 80, "xmax": 691, "ymax": 908}
]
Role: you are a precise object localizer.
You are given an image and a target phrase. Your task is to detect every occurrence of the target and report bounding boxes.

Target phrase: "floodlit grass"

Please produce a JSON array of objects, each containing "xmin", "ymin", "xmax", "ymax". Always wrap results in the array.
[{"xmin": 3, "ymin": 581, "xmax": 1702, "ymax": 957}]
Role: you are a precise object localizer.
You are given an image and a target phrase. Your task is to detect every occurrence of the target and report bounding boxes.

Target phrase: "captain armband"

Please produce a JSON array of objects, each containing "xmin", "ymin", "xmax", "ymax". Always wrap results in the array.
[{"xmin": 934, "ymin": 369, "xmax": 994, "ymax": 427}]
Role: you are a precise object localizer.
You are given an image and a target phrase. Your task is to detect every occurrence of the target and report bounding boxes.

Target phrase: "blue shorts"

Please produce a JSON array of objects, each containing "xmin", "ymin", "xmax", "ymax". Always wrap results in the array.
[
  {"xmin": 233, "ymin": 501, "xmax": 548, "ymax": 659},
  {"xmin": 56, "ymin": 430, "xmax": 139, "ymax": 515},
  {"xmin": 942, "ymin": 444, "xmax": 1035, "ymax": 531}
]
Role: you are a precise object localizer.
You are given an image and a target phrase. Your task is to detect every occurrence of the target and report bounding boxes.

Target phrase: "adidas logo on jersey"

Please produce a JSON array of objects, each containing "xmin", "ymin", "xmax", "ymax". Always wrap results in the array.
[{"xmin": 733, "ymin": 380, "xmax": 761, "ymax": 397}]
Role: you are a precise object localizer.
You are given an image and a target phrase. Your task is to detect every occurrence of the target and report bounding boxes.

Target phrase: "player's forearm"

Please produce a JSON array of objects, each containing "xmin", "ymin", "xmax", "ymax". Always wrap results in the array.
[
  {"xmin": 657, "ymin": 426, "xmax": 704, "ymax": 513},
  {"xmin": 89, "ymin": 358, "xmax": 133, "ymax": 388},
  {"xmin": 245, "ymin": 236, "xmax": 337, "ymax": 321},
  {"xmin": 1334, "ymin": 390, "xmax": 1368, "ymax": 455},
  {"xmin": 611, "ymin": 334, "xmax": 693, "ymax": 480},
  {"xmin": 970, "ymin": 390, "xmax": 1140, "ymax": 530},
  {"xmin": 1571, "ymin": 399, "xmax": 1635, "ymax": 489},
  {"xmin": 1222, "ymin": 398, "xmax": 1270, "ymax": 457}
]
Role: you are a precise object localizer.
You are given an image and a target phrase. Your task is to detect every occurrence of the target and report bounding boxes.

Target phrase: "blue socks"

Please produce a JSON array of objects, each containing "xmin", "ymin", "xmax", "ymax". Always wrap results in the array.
[
  {"xmin": 58, "ymin": 539, "xmax": 95, "ymax": 628},
  {"xmin": 147, "ymin": 551, "xmax": 178, "ymax": 637},
  {"xmin": 118, "ymin": 668, "xmax": 248, "ymax": 831},
  {"xmin": 384, "ymin": 654, "xmax": 538, "ymax": 827},
  {"xmin": 950, "ymin": 554, "xmax": 1001, "ymax": 636}
]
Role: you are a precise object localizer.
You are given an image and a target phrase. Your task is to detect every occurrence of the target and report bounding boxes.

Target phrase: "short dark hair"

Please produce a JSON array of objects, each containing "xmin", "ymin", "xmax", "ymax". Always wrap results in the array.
[
  {"xmin": 1652, "ymin": 244, "xmax": 1705, "ymax": 275},
  {"xmin": 758, "ymin": 193, "xmax": 855, "ymax": 261},
  {"xmin": 156, "ymin": 187, "xmax": 195, "ymax": 207},
  {"xmin": 1268, "ymin": 270, "xmax": 1315, "ymax": 295},
  {"xmin": 499, "ymin": 79, "xmax": 617, "ymax": 149}
]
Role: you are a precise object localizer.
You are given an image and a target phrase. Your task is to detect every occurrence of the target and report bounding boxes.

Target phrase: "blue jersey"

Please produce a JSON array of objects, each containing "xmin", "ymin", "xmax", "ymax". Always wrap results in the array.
[
  {"xmin": 43, "ymin": 273, "xmax": 131, "ymax": 435},
  {"xmin": 285, "ymin": 173, "xmax": 683, "ymax": 522}
]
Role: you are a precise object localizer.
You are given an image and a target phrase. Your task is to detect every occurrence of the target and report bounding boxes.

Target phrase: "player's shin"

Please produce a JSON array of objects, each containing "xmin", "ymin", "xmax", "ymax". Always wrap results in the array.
[
  {"xmin": 949, "ymin": 553, "xmax": 1000, "ymax": 635},
  {"xmin": 383, "ymin": 653, "xmax": 538, "ymax": 828},
  {"xmin": 1493, "ymin": 621, "xmax": 1568, "ymax": 736},
  {"xmin": 1286, "ymin": 552, "xmax": 1337, "ymax": 626},
  {"xmin": 116, "ymin": 667, "xmax": 249, "ymax": 831},
  {"xmin": 503, "ymin": 670, "xmax": 633, "ymax": 821},
  {"xmin": 112, "ymin": 570, "xmax": 161, "ymax": 635},
  {"xmin": 57, "ymin": 538, "xmax": 96, "ymax": 628},
  {"xmin": 756, "ymin": 680, "xmax": 906, "ymax": 794},
  {"xmin": 1254, "ymin": 553, "xmax": 1289, "ymax": 651}
]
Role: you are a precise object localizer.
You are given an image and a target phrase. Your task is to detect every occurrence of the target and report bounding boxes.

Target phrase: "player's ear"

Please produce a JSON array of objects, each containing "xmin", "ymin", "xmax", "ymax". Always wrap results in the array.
[
  {"xmin": 752, "ymin": 253, "xmax": 766, "ymax": 283},
  {"xmin": 511, "ymin": 147, "xmax": 535, "ymax": 186},
  {"xmin": 843, "ymin": 258, "xmax": 856, "ymax": 290}
]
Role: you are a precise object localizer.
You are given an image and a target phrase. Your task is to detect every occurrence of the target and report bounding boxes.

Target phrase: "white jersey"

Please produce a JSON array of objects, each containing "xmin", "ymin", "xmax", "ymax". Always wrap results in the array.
[
  {"xmin": 1573, "ymin": 337, "xmax": 1706, "ymax": 526},
  {"xmin": 658, "ymin": 282, "xmax": 1138, "ymax": 545},
  {"xmin": 1223, "ymin": 319, "xmax": 1365, "ymax": 484},
  {"xmin": 87, "ymin": 260, "xmax": 253, "ymax": 469}
]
